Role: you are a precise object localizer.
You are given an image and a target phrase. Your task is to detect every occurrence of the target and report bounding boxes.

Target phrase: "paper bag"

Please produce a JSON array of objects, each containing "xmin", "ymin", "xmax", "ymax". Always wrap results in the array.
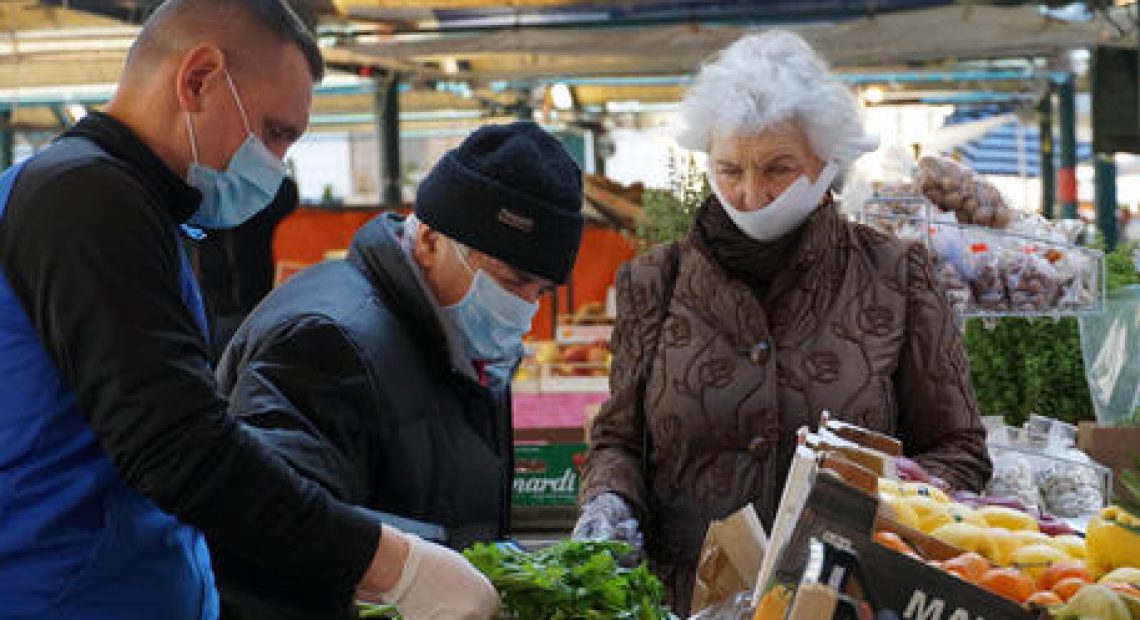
[{"xmin": 690, "ymin": 503, "xmax": 768, "ymax": 612}]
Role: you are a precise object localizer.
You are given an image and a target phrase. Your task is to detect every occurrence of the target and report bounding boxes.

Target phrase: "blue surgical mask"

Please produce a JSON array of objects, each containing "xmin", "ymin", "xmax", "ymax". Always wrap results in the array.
[
  {"xmin": 443, "ymin": 242, "xmax": 538, "ymax": 362},
  {"xmin": 185, "ymin": 71, "xmax": 285, "ymax": 229}
]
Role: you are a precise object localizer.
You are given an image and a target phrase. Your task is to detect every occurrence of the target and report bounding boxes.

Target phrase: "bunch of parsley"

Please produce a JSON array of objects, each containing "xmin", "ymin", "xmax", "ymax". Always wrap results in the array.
[
  {"xmin": 358, "ymin": 540, "xmax": 677, "ymax": 619},
  {"xmin": 463, "ymin": 540, "xmax": 677, "ymax": 620}
]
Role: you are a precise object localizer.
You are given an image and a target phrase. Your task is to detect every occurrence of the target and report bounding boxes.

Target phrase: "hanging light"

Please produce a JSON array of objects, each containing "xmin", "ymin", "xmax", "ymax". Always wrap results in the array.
[
  {"xmin": 550, "ymin": 83, "xmax": 575, "ymax": 111},
  {"xmin": 65, "ymin": 104, "xmax": 88, "ymax": 123},
  {"xmin": 861, "ymin": 86, "xmax": 886, "ymax": 105}
]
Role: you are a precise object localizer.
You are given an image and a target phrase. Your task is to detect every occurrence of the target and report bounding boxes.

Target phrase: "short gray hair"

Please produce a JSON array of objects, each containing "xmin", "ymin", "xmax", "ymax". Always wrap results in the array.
[{"xmin": 678, "ymin": 30, "xmax": 877, "ymax": 167}]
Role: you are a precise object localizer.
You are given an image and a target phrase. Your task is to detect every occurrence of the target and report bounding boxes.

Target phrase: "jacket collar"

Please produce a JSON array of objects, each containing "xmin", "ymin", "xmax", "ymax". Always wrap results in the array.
[
  {"xmin": 347, "ymin": 213, "xmax": 480, "ymax": 381},
  {"xmin": 786, "ymin": 194, "xmax": 845, "ymax": 271},
  {"xmin": 687, "ymin": 193, "xmax": 845, "ymax": 277},
  {"xmin": 63, "ymin": 112, "xmax": 202, "ymax": 224}
]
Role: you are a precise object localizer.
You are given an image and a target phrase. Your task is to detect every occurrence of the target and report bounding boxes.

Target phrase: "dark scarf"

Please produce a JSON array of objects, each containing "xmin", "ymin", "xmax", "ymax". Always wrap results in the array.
[{"xmin": 695, "ymin": 195, "xmax": 813, "ymax": 299}]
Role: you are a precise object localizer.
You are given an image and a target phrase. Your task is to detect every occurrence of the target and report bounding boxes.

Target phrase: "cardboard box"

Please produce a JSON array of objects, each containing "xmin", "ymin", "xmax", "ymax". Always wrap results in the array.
[
  {"xmin": 769, "ymin": 474, "xmax": 1034, "ymax": 620},
  {"xmin": 512, "ymin": 433, "xmax": 586, "ymax": 507},
  {"xmin": 1078, "ymin": 422, "xmax": 1140, "ymax": 497}
]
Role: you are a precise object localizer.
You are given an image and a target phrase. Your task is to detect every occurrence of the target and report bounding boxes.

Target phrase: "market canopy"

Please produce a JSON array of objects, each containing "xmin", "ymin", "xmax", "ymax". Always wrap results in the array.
[{"xmin": 2, "ymin": 1, "xmax": 1135, "ymax": 132}]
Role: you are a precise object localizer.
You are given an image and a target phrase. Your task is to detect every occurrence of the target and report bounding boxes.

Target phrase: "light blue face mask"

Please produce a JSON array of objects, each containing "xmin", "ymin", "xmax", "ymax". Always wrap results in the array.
[
  {"xmin": 185, "ymin": 71, "xmax": 286, "ymax": 229},
  {"xmin": 443, "ymin": 241, "xmax": 538, "ymax": 363}
]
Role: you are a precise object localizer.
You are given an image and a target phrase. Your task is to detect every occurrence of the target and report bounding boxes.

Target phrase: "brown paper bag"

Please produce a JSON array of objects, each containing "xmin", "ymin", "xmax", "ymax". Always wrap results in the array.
[{"xmin": 690, "ymin": 503, "xmax": 768, "ymax": 612}]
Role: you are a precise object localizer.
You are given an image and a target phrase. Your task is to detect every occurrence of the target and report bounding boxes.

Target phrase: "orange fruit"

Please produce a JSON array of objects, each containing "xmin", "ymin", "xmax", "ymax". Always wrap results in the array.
[
  {"xmin": 1037, "ymin": 562, "xmax": 1092, "ymax": 591},
  {"xmin": 1024, "ymin": 591, "xmax": 1063, "ymax": 608},
  {"xmin": 943, "ymin": 552, "xmax": 991, "ymax": 584},
  {"xmin": 978, "ymin": 568, "xmax": 1037, "ymax": 603},
  {"xmin": 874, "ymin": 531, "xmax": 916, "ymax": 556},
  {"xmin": 1051, "ymin": 576, "xmax": 1090, "ymax": 602}
]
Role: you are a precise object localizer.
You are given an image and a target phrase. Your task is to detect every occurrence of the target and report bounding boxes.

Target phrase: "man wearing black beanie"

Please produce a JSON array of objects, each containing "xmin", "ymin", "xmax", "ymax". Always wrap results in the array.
[{"xmin": 210, "ymin": 121, "xmax": 584, "ymax": 619}]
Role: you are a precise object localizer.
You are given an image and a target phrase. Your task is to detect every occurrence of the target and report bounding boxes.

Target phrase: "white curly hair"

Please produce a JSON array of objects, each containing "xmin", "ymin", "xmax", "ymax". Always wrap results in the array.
[{"xmin": 678, "ymin": 30, "xmax": 878, "ymax": 167}]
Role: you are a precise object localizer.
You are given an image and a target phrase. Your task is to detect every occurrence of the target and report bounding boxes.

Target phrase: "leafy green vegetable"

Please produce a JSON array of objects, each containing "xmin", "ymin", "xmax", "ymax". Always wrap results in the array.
[
  {"xmin": 355, "ymin": 601, "xmax": 398, "ymax": 618},
  {"xmin": 357, "ymin": 541, "xmax": 676, "ymax": 619},
  {"xmin": 1102, "ymin": 242, "xmax": 1140, "ymax": 294},
  {"xmin": 637, "ymin": 154, "xmax": 707, "ymax": 247},
  {"xmin": 964, "ymin": 317, "xmax": 1094, "ymax": 426},
  {"xmin": 462, "ymin": 540, "xmax": 677, "ymax": 620}
]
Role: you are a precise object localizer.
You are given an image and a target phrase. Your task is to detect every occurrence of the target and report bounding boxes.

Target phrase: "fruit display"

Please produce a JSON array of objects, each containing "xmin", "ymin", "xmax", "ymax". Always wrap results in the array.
[
  {"xmin": 875, "ymin": 465, "xmax": 1140, "ymax": 618},
  {"xmin": 514, "ymin": 339, "xmax": 612, "ymax": 392}
]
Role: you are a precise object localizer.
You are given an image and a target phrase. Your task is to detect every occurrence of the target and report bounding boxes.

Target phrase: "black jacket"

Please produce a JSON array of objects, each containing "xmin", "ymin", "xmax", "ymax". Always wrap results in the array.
[
  {"xmin": 212, "ymin": 213, "xmax": 515, "ymax": 619},
  {"xmin": 0, "ymin": 113, "xmax": 379, "ymax": 595}
]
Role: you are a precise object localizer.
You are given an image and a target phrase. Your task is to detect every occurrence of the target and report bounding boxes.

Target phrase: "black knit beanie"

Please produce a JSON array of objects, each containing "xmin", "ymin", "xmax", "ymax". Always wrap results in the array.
[{"xmin": 415, "ymin": 122, "xmax": 584, "ymax": 285}]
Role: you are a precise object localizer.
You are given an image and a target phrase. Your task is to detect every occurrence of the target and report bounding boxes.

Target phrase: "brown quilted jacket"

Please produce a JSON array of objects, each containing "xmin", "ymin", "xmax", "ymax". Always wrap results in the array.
[{"xmin": 580, "ymin": 199, "xmax": 992, "ymax": 615}]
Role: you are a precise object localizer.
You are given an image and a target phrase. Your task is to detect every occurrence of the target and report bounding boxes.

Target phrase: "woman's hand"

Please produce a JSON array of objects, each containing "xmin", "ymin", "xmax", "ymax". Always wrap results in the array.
[{"xmin": 572, "ymin": 492, "xmax": 645, "ymax": 565}]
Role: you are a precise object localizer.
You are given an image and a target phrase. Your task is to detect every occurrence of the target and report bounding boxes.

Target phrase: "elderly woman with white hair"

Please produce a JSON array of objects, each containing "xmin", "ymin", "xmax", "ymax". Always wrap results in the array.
[{"xmin": 575, "ymin": 31, "xmax": 992, "ymax": 613}]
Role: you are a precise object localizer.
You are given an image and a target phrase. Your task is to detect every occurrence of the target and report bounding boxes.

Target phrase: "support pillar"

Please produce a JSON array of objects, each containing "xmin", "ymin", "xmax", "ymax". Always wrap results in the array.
[
  {"xmin": 375, "ymin": 75, "xmax": 401, "ymax": 206},
  {"xmin": 1058, "ymin": 75, "xmax": 1078, "ymax": 219},
  {"xmin": 1095, "ymin": 153, "xmax": 1119, "ymax": 251},
  {"xmin": 1039, "ymin": 93, "xmax": 1055, "ymax": 219},
  {"xmin": 0, "ymin": 108, "xmax": 13, "ymax": 171}
]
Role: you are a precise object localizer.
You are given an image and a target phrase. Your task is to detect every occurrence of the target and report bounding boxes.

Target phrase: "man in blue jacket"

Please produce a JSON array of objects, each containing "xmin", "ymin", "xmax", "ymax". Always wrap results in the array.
[
  {"xmin": 212, "ymin": 122, "xmax": 585, "ymax": 618},
  {"xmin": 0, "ymin": 1, "xmax": 497, "ymax": 618}
]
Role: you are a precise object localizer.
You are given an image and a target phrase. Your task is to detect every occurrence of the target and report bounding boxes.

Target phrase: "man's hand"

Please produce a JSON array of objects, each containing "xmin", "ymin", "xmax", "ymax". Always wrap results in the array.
[{"xmin": 358, "ymin": 525, "xmax": 501, "ymax": 619}]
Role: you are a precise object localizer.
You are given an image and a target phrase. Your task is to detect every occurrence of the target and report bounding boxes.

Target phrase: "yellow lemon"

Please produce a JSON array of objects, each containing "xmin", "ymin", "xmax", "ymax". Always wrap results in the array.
[
  {"xmin": 1049, "ymin": 534, "xmax": 1088, "ymax": 560},
  {"xmin": 946, "ymin": 503, "xmax": 988, "ymax": 527},
  {"xmin": 1011, "ymin": 530, "xmax": 1053, "ymax": 548},
  {"xmin": 977, "ymin": 505, "xmax": 1039, "ymax": 532},
  {"xmin": 1011, "ymin": 543, "xmax": 1071, "ymax": 582},
  {"xmin": 903, "ymin": 495, "xmax": 953, "ymax": 533},
  {"xmin": 899, "ymin": 481, "xmax": 950, "ymax": 504},
  {"xmin": 984, "ymin": 527, "xmax": 1023, "ymax": 566},
  {"xmin": 880, "ymin": 494, "xmax": 922, "ymax": 531},
  {"xmin": 930, "ymin": 522, "xmax": 990, "ymax": 554}
]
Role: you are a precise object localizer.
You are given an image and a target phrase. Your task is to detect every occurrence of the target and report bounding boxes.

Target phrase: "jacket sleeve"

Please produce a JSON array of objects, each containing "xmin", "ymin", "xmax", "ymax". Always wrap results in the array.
[
  {"xmin": 579, "ymin": 248, "xmax": 673, "ymax": 518},
  {"xmin": 0, "ymin": 163, "xmax": 379, "ymax": 590},
  {"xmin": 895, "ymin": 243, "xmax": 993, "ymax": 492},
  {"xmin": 220, "ymin": 314, "xmax": 379, "ymax": 505}
]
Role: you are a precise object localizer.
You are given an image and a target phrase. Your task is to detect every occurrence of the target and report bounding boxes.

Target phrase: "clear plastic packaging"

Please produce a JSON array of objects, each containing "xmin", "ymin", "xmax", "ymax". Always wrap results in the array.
[
  {"xmin": 1003, "ymin": 247, "xmax": 1061, "ymax": 312},
  {"xmin": 986, "ymin": 450, "xmax": 1044, "ymax": 513},
  {"xmin": 968, "ymin": 241, "xmax": 1010, "ymax": 312},
  {"xmin": 917, "ymin": 155, "xmax": 1014, "ymax": 230},
  {"xmin": 1079, "ymin": 286, "xmax": 1140, "ymax": 425}
]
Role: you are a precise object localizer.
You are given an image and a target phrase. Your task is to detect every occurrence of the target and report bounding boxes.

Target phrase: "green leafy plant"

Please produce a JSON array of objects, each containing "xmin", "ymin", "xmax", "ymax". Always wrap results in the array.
[
  {"xmin": 359, "ymin": 540, "xmax": 676, "ymax": 619},
  {"xmin": 463, "ymin": 540, "xmax": 676, "ymax": 620},
  {"xmin": 1102, "ymin": 241, "xmax": 1140, "ymax": 294},
  {"xmin": 637, "ymin": 153, "xmax": 708, "ymax": 247},
  {"xmin": 964, "ymin": 317, "xmax": 1094, "ymax": 426}
]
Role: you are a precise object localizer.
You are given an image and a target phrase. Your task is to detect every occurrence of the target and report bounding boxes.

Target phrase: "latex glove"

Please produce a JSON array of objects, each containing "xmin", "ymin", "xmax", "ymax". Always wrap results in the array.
[
  {"xmin": 572, "ymin": 492, "xmax": 644, "ymax": 565},
  {"xmin": 380, "ymin": 535, "xmax": 501, "ymax": 620}
]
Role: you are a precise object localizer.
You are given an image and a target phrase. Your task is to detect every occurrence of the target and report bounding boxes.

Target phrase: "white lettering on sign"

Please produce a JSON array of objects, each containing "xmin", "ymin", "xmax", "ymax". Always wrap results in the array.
[
  {"xmin": 513, "ymin": 469, "xmax": 577, "ymax": 494},
  {"xmin": 903, "ymin": 590, "xmax": 984, "ymax": 620}
]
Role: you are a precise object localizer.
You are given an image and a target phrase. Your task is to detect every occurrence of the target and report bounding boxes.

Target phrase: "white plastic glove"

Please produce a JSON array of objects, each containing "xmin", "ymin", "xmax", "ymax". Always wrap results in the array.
[
  {"xmin": 572, "ymin": 493, "xmax": 644, "ymax": 565},
  {"xmin": 380, "ymin": 535, "xmax": 501, "ymax": 619}
]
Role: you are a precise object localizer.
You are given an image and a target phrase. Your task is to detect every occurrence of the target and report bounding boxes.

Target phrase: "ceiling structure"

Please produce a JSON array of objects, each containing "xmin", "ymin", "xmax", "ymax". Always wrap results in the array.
[{"xmin": 1, "ymin": 1, "xmax": 1136, "ymax": 133}]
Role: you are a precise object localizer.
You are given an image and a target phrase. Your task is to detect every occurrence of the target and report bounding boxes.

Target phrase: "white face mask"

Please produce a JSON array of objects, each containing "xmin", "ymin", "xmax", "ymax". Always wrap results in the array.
[{"xmin": 709, "ymin": 161, "xmax": 839, "ymax": 242}]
